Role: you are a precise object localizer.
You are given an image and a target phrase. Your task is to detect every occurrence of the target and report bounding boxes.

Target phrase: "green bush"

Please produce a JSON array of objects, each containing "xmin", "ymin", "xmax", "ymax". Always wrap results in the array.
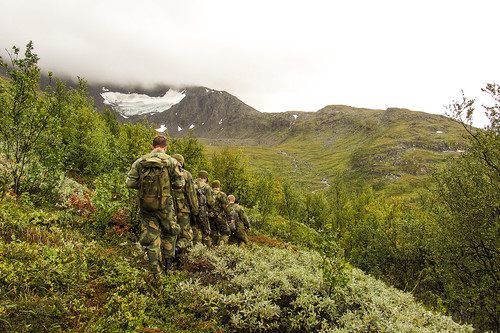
[
  {"xmin": 249, "ymin": 210, "xmax": 324, "ymax": 250},
  {"xmin": 0, "ymin": 197, "xmax": 222, "ymax": 332},
  {"xmin": 178, "ymin": 244, "xmax": 472, "ymax": 332}
]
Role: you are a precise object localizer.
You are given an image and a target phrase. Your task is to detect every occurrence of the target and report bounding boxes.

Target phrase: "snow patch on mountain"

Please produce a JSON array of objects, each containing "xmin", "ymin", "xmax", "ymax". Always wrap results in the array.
[
  {"xmin": 100, "ymin": 89, "xmax": 185, "ymax": 117},
  {"xmin": 156, "ymin": 124, "xmax": 167, "ymax": 132}
]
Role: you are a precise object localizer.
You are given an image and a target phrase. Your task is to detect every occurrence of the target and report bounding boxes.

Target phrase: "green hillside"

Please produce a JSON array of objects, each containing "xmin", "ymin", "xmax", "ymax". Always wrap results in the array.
[{"xmin": 204, "ymin": 105, "xmax": 467, "ymax": 198}]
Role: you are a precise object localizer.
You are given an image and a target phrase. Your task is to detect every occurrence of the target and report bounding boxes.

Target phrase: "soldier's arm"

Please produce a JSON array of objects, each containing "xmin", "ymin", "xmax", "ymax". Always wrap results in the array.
[
  {"xmin": 126, "ymin": 159, "xmax": 141, "ymax": 189},
  {"xmin": 239, "ymin": 207, "xmax": 251, "ymax": 229},
  {"xmin": 222, "ymin": 193, "xmax": 232, "ymax": 217},
  {"xmin": 167, "ymin": 158, "xmax": 185, "ymax": 189},
  {"xmin": 205, "ymin": 185, "xmax": 215, "ymax": 207},
  {"xmin": 186, "ymin": 172, "xmax": 199, "ymax": 213}
]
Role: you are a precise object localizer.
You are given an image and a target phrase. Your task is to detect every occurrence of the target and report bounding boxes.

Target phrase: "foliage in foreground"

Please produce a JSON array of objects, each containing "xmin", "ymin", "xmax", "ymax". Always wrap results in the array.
[
  {"xmin": 179, "ymin": 245, "xmax": 472, "ymax": 333},
  {"xmin": 0, "ymin": 196, "xmax": 473, "ymax": 332},
  {"xmin": 0, "ymin": 197, "xmax": 220, "ymax": 332}
]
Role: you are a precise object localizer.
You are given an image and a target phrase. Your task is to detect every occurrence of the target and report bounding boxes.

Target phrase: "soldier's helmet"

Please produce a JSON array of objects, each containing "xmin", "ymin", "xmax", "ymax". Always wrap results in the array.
[
  {"xmin": 172, "ymin": 154, "xmax": 184, "ymax": 166},
  {"xmin": 212, "ymin": 180, "xmax": 221, "ymax": 189},
  {"xmin": 198, "ymin": 170, "xmax": 209, "ymax": 179}
]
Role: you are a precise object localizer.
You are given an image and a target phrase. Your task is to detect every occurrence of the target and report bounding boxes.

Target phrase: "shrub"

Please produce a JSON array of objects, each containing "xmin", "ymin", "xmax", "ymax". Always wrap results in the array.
[
  {"xmin": 0, "ymin": 198, "xmax": 192, "ymax": 332},
  {"xmin": 177, "ymin": 245, "xmax": 472, "ymax": 332},
  {"xmin": 250, "ymin": 211, "xmax": 324, "ymax": 250}
]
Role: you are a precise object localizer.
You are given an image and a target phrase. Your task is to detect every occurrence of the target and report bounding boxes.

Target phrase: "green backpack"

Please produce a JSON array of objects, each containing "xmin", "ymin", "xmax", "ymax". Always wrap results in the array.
[
  {"xmin": 196, "ymin": 184, "xmax": 207, "ymax": 219},
  {"xmin": 138, "ymin": 156, "xmax": 172, "ymax": 211},
  {"xmin": 228, "ymin": 204, "xmax": 239, "ymax": 232}
]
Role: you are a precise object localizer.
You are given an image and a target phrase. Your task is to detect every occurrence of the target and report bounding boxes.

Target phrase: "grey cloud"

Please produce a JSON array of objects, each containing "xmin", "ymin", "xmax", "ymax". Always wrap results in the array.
[{"xmin": 1, "ymin": 0, "xmax": 499, "ymax": 126}]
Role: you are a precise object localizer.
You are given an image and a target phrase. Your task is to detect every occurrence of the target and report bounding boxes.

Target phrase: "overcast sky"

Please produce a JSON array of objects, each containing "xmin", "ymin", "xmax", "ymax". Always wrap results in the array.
[{"xmin": 1, "ymin": 0, "xmax": 498, "ymax": 127}]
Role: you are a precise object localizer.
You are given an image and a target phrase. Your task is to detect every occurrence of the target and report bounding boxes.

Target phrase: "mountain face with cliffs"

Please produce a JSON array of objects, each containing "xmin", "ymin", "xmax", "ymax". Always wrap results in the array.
[
  {"xmin": 89, "ymin": 84, "xmax": 269, "ymax": 141},
  {"xmin": 89, "ymin": 84, "xmax": 464, "ymax": 145}
]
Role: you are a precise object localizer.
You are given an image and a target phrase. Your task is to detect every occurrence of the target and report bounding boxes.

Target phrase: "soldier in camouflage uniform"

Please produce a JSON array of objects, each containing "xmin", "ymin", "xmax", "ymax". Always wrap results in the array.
[
  {"xmin": 126, "ymin": 135, "xmax": 184, "ymax": 275},
  {"xmin": 209, "ymin": 180, "xmax": 232, "ymax": 245},
  {"xmin": 228, "ymin": 195, "xmax": 251, "ymax": 247},
  {"xmin": 172, "ymin": 154, "xmax": 198, "ymax": 259},
  {"xmin": 193, "ymin": 170, "xmax": 214, "ymax": 247}
]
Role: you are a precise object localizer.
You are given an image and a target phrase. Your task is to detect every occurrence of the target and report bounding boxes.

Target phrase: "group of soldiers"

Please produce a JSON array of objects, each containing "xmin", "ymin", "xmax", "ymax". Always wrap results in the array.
[{"xmin": 126, "ymin": 135, "xmax": 251, "ymax": 276}]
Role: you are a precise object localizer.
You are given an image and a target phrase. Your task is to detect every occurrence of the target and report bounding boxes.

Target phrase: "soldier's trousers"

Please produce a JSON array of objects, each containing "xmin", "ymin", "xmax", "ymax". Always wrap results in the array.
[
  {"xmin": 229, "ymin": 221, "xmax": 248, "ymax": 246},
  {"xmin": 138, "ymin": 209, "xmax": 180, "ymax": 274},
  {"xmin": 191, "ymin": 214, "xmax": 212, "ymax": 247},
  {"xmin": 176, "ymin": 211, "xmax": 193, "ymax": 249},
  {"xmin": 209, "ymin": 215, "xmax": 230, "ymax": 245}
]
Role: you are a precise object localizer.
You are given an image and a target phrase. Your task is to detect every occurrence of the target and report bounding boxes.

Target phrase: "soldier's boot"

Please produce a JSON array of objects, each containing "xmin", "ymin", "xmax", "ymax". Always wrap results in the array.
[
  {"xmin": 220, "ymin": 234, "xmax": 229, "ymax": 245},
  {"xmin": 202, "ymin": 237, "xmax": 212, "ymax": 247},
  {"xmin": 164, "ymin": 257, "xmax": 174, "ymax": 274},
  {"xmin": 192, "ymin": 227, "xmax": 202, "ymax": 245},
  {"xmin": 174, "ymin": 246, "xmax": 182, "ymax": 266},
  {"xmin": 152, "ymin": 264, "xmax": 163, "ymax": 279}
]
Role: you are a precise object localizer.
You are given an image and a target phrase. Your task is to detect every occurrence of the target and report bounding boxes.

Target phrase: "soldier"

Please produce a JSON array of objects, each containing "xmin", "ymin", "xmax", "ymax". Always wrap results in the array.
[
  {"xmin": 228, "ymin": 195, "xmax": 251, "ymax": 247},
  {"xmin": 193, "ymin": 170, "xmax": 214, "ymax": 247},
  {"xmin": 209, "ymin": 180, "xmax": 232, "ymax": 245},
  {"xmin": 126, "ymin": 135, "xmax": 184, "ymax": 276},
  {"xmin": 172, "ymin": 154, "xmax": 198, "ymax": 261}
]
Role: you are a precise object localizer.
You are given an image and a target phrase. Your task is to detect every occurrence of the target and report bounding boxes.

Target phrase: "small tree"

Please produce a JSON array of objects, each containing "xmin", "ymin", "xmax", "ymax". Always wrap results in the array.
[
  {"xmin": 57, "ymin": 78, "xmax": 117, "ymax": 176},
  {"xmin": 117, "ymin": 120, "xmax": 156, "ymax": 169},
  {"xmin": 0, "ymin": 41, "xmax": 62, "ymax": 194},
  {"xmin": 210, "ymin": 147, "xmax": 250, "ymax": 203},
  {"xmin": 166, "ymin": 131, "xmax": 209, "ymax": 175},
  {"xmin": 304, "ymin": 190, "xmax": 329, "ymax": 230},
  {"xmin": 431, "ymin": 83, "xmax": 500, "ymax": 331},
  {"xmin": 279, "ymin": 178, "xmax": 304, "ymax": 241},
  {"xmin": 327, "ymin": 171, "xmax": 354, "ymax": 240},
  {"xmin": 251, "ymin": 173, "xmax": 280, "ymax": 227}
]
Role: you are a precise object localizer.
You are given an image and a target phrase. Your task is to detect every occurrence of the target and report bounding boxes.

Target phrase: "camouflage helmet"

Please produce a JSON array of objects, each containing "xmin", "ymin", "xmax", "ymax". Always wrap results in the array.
[
  {"xmin": 198, "ymin": 170, "xmax": 209, "ymax": 179},
  {"xmin": 172, "ymin": 154, "xmax": 184, "ymax": 166},
  {"xmin": 211, "ymin": 180, "xmax": 221, "ymax": 189}
]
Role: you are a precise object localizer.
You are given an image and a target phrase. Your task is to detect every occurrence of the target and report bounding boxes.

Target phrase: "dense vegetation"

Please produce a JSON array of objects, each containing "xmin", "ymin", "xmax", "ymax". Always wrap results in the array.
[{"xmin": 0, "ymin": 42, "xmax": 497, "ymax": 332}]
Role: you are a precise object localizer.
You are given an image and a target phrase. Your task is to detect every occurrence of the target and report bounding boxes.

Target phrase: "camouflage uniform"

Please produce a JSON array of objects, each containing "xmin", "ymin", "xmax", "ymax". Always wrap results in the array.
[
  {"xmin": 229, "ymin": 202, "xmax": 251, "ymax": 247},
  {"xmin": 172, "ymin": 154, "xmax": 199, "ymax": 252},
  {"xmin": 209, "ymin": 181, "xmax": 231, "ymax": 245},
  {"xmin": 126, "ymin": 148, "xmax": 184, "ymax": 275},
  {"xmin": 193, "ymin": 177, "xmax": 214, "ymax": 246}
]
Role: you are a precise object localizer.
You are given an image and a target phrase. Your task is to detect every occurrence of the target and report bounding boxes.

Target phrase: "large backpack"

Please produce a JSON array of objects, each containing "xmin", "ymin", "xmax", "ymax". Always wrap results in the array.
[
  {"xmin": 228, "ymin": 204, "xmax": 239, "ymax": 232},
  {"xmin": 196, "ymin": 184, "xmax": 208, "ymax": 223},
  {"xmin": 138, "ymin": 156, "xmax": 172, "ymax": 211}
]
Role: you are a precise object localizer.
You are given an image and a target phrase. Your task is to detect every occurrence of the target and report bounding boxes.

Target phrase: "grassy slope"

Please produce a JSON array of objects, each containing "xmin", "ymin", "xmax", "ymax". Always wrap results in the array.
[{"xmin": 204, "ymin": 106, "xmax": 467, "ymax": 199}]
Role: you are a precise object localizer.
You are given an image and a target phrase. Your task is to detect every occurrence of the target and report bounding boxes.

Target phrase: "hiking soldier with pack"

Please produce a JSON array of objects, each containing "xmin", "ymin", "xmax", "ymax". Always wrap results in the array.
[
  {"xmin": 193, "ymin": 170, "xmax": 214, "ymax": 247},
  {"xmin": 171, "ymin": 154, "xmax": 198, "ymax": 261},
  {"xmin": 228, "ymin": 195, "xmax": 251, "ymax": 247},
  {"xmin": 209, "ymin": 180, "xmax": 232, "ymax": 246},
  {"xmin": 126, "ymin": 135, "xmax": 184, "ymax": 276}
]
